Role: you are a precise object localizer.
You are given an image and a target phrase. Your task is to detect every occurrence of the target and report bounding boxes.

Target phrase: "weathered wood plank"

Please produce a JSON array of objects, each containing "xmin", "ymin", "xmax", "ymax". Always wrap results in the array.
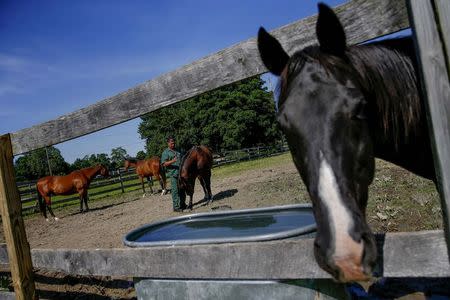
[
  {"xmin": 382, "ymin": 230, "xmax": 450, "ymax": 277},
  {"xmin": 0, "ymin": 230, "xmax": 447, "ymax": 279},
  {"xmin": 407, "ymin": 0, "xmax": 450, "ymax": 261},
  {"xmin": 9, "ymin": 0, "xmax": 409, "ymax": 155},
  {"xmin": 0, "ymin": 135, "xmax": 36, "ymax": 300},
  {"xmin": 435, "ymin": 0, "xmax": 450, "ymax": 64},
  {"xmin": 0, "ymin": 292, "xmax": 16, "ymax": 300}
]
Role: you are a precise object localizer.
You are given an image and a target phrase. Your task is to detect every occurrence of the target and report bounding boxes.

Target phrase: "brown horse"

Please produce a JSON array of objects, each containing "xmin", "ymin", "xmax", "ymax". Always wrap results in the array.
[
  {"xmin": 123, "ymin": 156, "xmax": 167, "ymax": 196},
  {"xmin": 36, "ymin": 164, "xmax": 109, "ymax": 221},
  {"xmin": 179, "ymin": 145, "xmax": 213, "ymax": 210}
]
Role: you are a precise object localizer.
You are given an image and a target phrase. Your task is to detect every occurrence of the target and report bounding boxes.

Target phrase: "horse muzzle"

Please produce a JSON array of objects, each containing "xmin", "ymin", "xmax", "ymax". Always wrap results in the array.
[
  {"xmin": 314, "ymin": 227, "xmax": 377, "ymax": 282},
  {"xmin": 334, "ymin": 255, "xmax": 372, "ymax": 282}
]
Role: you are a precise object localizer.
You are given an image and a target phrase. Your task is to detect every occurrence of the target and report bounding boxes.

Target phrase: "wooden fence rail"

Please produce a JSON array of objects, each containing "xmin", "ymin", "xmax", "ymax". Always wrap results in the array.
[
  {"xmin": 407, "ymin": 0, "xmax": 450, "ymax": 260},
  {"xmin": 3, "ymin": 0, "xmax": 450, "ymax": 298},
  {"xmin": 0, "ymin": 230, "xmax": 448, "ymax": 279},
  {"xmin": 9, "ymin": 0, "xmax": 409, "ymax": 156}
]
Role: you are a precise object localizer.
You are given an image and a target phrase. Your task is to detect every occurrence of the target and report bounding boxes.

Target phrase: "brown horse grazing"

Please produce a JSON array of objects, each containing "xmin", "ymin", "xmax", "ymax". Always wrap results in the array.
[
  {"xmin": 179, "ymin": 145, "xmax": 213, "ymax": 210},
  {"xmin": 36, "ymin": 164, "xmax": 109, "ymax": 221},
  {"xmin": 123, "ymin": 156, "xmax": 167, "ymax": 197}
]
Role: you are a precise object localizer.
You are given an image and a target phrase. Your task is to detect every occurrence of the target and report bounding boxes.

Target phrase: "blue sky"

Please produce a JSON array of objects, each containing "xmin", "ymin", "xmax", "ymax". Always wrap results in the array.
[{"xmin": 1, "ymin": 0, "xmax": 346, "ymax": 163}]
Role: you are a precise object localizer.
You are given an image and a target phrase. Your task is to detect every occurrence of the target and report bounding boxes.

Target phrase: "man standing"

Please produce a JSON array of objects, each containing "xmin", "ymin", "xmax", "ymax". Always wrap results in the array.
[{"xmin": 161, "ymin": 136, "xmax": 185, "ymax": 212}]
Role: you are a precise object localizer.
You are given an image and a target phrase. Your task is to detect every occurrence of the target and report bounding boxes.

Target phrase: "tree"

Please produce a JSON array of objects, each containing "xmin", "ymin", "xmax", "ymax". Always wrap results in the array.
[
  {"xmin": 136, "ymin": 150, "xmax": 147, "ymax": 160},
  {"xmin": 71, "ymin": 153, "xmax": 111, "ymax": 171},
  {"xmin": 14, "ymin": 147, "xmax": 70, "ymax": 180},
  {"xmin": 71, "ymin": 155, "xmax": 92, "ymax": 171},
  {"xmin": 110, "ymin": 147, "xmax": 128, "ymax": 169},
  {"xmin": 138, "ymin": 76, "xmax": 282, "ymax": 155},
  {"xmin": 139, "ymin": 103, "xmax": 195, "ymax": 156},
  {"xmin": 90, "ymin": 153, "xmax": 111, "ymax": 169}
]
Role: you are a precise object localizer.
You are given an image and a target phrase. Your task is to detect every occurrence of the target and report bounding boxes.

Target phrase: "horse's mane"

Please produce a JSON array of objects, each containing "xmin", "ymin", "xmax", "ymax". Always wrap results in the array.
[
  {"xmin": 280, "ymin": 37, "xmax": 422, "ymax": 146},
  {"xmin": 179, "ymin": 146, "xmax": 202, "ymax": 177},
  {"xmin": 125, "ymin": 157, "xmax": 138, "ymax": 163},
  {"xmin": 78, "ymin": 164, "xmax": 105, "ymax": 178},
  {"xmin": 181, "ymin": 146, "xmax": 197, "ymax": 166}
]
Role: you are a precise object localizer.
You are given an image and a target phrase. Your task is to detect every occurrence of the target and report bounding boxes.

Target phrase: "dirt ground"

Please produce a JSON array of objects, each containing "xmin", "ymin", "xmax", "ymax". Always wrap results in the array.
[
  {"xmin": 1, "ymin": 154, "xmax": 444, "ymax": 299},
  {"xmin": 23, "ymin": 158, "xmax": 306, "ymax": 250},
  {"xmin": 2, "ymin": 155, "xmax": 309, "ymax": 299}
]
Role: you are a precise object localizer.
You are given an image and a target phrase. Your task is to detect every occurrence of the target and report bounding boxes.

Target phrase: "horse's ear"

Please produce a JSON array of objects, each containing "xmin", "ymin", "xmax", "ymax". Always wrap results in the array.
[
  {"xmin": 258, "ymin": 27, "xmax": 289, "ymax": 76},
  {"xmin": 316, "ymin": 3, "xmax": 346, "ymax": 57}
]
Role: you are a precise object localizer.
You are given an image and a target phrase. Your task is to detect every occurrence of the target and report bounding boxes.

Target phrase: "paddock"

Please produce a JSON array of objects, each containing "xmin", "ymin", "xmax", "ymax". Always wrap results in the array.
[{"xmin": 0, "ymin": 0, "xmax": 449, "ymax": 299}]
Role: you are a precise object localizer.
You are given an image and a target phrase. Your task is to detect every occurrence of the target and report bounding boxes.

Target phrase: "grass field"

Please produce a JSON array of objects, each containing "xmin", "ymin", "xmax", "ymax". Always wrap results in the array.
[
  {"xmin": 212, "ymin": 153, "xmax": 292, "ymax": 178},
  {"xmin": 367, "ymin": 159, "xmax": 442, "ymax": 232}
]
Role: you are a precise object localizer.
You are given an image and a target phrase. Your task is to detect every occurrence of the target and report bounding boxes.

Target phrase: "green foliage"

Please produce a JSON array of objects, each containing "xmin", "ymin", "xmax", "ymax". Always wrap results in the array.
[
  {"xmin": 71, "ymin": 153, "xmax": 112, "ymax": 171},
  {"xmin": 138, "ymin": 76, "xmax": 282, "ymax": 155},
  {"xmin": 14, "ymin": 147, "xmax": 69, "ymax": 180},
  {"xmin": 71, "ymin": 155, "xmax": 91, "ymax": 171},
  {"xmin": 92, "ymin": 153, "xmax": 111, "ymax": 168},
  {"xmin": 110, "ymin": 147, "xmax": 128, "ymax": 169},
  {"xmin": 136, "ymin": 150, "xmax": 147, "ymax": 160}
]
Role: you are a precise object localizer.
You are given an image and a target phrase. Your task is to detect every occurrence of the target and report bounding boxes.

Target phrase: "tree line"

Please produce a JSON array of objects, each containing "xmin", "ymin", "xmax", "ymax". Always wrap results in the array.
[
  {"xmin": 139, "ymin": 76, "xmax": 283, "ymax": 155},
  {"xmin": 14, "ymin": 76, "xmax": 283, "ymax": 181},
  {"xmin": 14, "ymin": 146, "xmax": 135, "ymax": 181}
]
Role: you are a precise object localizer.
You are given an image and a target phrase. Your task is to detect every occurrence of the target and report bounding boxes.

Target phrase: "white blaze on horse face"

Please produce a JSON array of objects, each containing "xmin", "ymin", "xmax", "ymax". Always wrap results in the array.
[{"xmin": 318, "ymin": 156, "xmax": 364, "ymax": 262}]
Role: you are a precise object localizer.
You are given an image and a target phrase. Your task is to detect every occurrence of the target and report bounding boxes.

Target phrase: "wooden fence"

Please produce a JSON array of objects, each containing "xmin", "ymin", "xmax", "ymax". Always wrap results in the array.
[
  {"xmin": 214, "ymin": 144, "xmax": 289, "ymax": 166},
  {"xmin": 0, "ymin": 230, "xmax": 448, "ymax": 278},
  {"xmin": 17, "ymin": 168, "xmax": 141, "ymax": 214},
  {"xmin": 0, "ymin": 0, "xmax": 449, "ymax": 299}
]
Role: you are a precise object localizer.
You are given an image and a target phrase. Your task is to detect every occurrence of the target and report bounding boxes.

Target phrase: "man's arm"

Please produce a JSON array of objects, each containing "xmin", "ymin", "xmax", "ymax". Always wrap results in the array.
[{"xmin": 161, "ymin": 150, "xmax": 177, "ymax": 167}]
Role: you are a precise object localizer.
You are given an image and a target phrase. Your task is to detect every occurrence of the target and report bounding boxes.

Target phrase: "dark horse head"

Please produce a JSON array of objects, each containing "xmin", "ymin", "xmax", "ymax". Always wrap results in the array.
[
  {"xmin": 98, "ymin": 164, "xmax": 110, "ymax": 178},
  {"xmin": 123, "ymin": 157, "xmax": 137, "ymax": 172},
  {"xmin": 258, "ymin": 4, "xmax": 433, "ymax": 282},
  {"xmin": 179, "ymin": 145, "xmax": 214, "ymax": 210},
  {"xmin": 178, "ymin": 149, "xmax": 194, "ymax": 196}
]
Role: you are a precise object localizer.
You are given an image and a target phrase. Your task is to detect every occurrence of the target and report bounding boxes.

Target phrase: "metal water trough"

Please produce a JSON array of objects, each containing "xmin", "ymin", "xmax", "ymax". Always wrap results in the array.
[
  {"xmin": 123, "ymin": 204, "xmax": 316, "ymax": 247},
  {"xmin": 123, "ymin": 204, "xmax": 349, "ymax": 299}
]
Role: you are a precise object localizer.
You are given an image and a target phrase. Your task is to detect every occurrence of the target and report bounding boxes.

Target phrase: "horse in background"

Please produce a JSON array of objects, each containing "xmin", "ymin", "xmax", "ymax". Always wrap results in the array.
[
  {"xmin": 258, "ymin": 4, "xmax": 435, "ymax": 282},
  {"xmin": 36, "ymin": 164, "xmax": 109, "ymax": 221},
  {"xmin": 179, "ymin": 145, "xmax": 213, "ymax": 210},
  {"xmin": 123, "ymin": 156, "xmax": 167, "ymax": 197}
]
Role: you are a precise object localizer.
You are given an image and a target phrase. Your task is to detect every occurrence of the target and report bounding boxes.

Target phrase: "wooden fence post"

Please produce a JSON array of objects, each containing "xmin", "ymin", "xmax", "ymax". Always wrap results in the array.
[
  {"xmin": 407, "ymin": 0, "xmax": 450, "ymax": 261},
  {"xmin": 118, "ymin": 169, "xmax": 125, "ymax": 193},
  {"xmin": 0, "ymin": 134, "xmax": 36, "ymax": 299}
]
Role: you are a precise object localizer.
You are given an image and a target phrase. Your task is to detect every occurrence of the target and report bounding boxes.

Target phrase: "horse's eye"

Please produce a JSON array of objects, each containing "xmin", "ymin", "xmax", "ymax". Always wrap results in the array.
[{"xmin": 351, "ymin": 102, "xmax": 367, "ymax": 120}]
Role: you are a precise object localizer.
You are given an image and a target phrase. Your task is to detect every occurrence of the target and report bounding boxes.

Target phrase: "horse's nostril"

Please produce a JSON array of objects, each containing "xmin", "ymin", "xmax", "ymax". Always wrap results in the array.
[
  {"xmin": 361, "ymin": 232, "xmax": 377, "ymax": 271},
  {"xmin": 313, "ymin": 239, "xmax": 324, "ymax": 254},
  {"xmin": 335, "ymin": 258, "xmax": 371, "ymax": 282}
]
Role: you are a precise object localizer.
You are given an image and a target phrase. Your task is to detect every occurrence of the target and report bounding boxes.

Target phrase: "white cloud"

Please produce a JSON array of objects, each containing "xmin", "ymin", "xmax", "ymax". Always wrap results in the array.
[
  {"xmin": 0, "ymin": 83, "xmax": 26, "ymax": 97},
  {"xmin": 0, "ymin": 53, "xmax": 29, "ymax": 72},
  {"xmin": 0, "ymin": 45, "xmax": 210, "ymax": 105}
]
